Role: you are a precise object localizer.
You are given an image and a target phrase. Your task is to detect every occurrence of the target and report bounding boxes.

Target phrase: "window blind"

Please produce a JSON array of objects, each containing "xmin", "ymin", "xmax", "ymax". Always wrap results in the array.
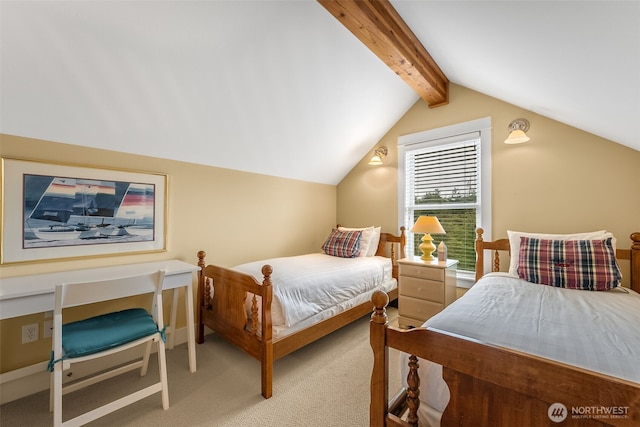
[{"xmin": 404, "ymin": 135, "xmax": 481, "ymax": 272}]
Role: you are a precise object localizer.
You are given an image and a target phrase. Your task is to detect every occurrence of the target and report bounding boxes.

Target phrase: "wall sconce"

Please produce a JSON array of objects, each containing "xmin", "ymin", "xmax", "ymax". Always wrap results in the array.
[
  {"xmin": 504, "ymin": 118, "xmax": 530, "ymax": 144},
  {"xmin": 368, "ymin": 146, "xmax": 388, "ymax": 166}
]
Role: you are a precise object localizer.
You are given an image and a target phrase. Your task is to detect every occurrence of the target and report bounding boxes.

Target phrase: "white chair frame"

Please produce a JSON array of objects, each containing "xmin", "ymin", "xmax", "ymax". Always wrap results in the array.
[{"xmin": 50, "ymin": 270, "xmax": 169, "ymax": 427}]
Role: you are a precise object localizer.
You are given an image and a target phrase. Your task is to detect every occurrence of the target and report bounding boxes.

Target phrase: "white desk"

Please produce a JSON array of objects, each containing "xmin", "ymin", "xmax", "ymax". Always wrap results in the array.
[{"xmin": 0, "ymin": 259, "xmax": 199, "ymax": 373}]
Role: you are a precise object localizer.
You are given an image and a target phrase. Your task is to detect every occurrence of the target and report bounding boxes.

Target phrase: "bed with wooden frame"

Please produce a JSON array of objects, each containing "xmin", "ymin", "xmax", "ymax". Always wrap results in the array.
[
  {"xmin": 371, "ymin": 228, "xmax": 640, "ymax": 426},
  {"xmin": 196, "ymin": 226, "xmax": 406, "ymax": 398}
]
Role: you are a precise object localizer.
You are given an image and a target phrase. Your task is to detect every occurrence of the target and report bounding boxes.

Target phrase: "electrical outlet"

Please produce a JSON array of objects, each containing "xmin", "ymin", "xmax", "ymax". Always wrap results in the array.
[
  {"xmin": 43, "ymin": 320, "xmax": 53, "ymax": 338},
  {"xmin": 22, "ymin": 323, "xmax": 39, "ymax": 343}
]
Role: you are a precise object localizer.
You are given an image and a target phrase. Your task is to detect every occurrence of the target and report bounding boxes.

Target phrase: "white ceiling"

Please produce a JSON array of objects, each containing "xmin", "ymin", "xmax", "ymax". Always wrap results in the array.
[{"xmin": 2, "ymin": 1, "xmax": 638, "ymax": 185}]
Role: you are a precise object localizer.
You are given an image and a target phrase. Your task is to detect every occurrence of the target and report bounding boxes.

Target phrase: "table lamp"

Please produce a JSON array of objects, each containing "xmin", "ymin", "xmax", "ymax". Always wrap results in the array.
[{"xmin": 410, "ymin": 216, "xmax": 445, "ymax": 260}]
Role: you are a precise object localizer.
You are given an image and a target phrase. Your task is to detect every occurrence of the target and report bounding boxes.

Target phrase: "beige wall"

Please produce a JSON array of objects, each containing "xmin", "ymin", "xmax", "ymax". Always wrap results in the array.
[
  {"xmin": 338, "ymin": 83, "xmax": 640, "ymax": 282},
  {"xmin": 3, "ymin": 83, "xmax": 639, "ymax": 372},
  {"xmin": 0, "ymin": 134, "xmax": 336, "ymax": 372}
]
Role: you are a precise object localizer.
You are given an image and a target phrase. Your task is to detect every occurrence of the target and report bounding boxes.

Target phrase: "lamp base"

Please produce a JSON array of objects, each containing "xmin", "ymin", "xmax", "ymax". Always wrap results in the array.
[{"xmin": 418, "ymin": 233, "xmax": 437, "ymax": 261}]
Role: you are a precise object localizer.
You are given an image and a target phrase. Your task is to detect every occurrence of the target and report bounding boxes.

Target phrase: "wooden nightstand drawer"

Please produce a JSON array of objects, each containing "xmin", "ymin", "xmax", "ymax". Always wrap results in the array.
[
  {"xmin": 398, "ymin": 295, "xmax": 443, "ymax": 323},
  {"xmin": 398, "ymin": 264, "xmax": 444, "ymax": 281},
  {"xmin": 400, "ymin": 276, "xmax": 444, "ymax": 303},
  {"xmin": 397, "ymin": 258, "xmax": 458, "ymax": 329}
]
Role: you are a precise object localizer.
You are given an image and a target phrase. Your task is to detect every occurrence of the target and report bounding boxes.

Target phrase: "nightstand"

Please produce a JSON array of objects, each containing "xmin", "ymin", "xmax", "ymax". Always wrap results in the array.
[{"xmin": 397, "ymin": 257, "xmax": 458, "ymax": 329}]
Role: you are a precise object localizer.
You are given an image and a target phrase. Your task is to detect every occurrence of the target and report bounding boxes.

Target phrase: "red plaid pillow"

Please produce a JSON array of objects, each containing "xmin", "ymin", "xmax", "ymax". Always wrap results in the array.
[
  {"xmin": 517, "ymin": 237, "xmax": 621, "ymax": 291},
  {"xmin": 321, "ymin": 229, "xmax": 362, "ymax": 258}
]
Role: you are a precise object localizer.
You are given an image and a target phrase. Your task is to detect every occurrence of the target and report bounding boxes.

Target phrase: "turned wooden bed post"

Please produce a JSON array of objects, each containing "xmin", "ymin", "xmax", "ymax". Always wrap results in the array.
[
  {"xmin": 475, "ymin": 229, "xmax": 485, "ymax": 283},
  {"xmin": 260, "ymin": 264, "xmax": 274, "ymax": 399},
  {"xmin": 370, "ymin": 290, "xmax": 390, "ymax": 427},
  {"xmin": 196, "ymin": 250, "xmax": 207, "ymax": 344},
  {"xmin": 375, "ymin": 226, "xmax": 406, "ymax": 280},
  {"xmin": 475, "ymin": 228, "xmax": 510, "ymax": 281},
  {"xmin": 630, "ymin": 232, "xmax": 640, "ymax": 293}
]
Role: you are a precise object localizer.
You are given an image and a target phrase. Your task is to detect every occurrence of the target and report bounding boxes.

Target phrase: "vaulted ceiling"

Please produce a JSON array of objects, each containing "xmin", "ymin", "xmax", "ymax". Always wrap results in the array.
[{"xmin": 2, "ymin": 1, "xmax": 638, "ymax": 185}]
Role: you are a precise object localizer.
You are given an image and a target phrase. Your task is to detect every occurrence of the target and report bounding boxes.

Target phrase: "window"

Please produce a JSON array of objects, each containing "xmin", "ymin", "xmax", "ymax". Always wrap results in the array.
[{"xmin": 398, "ymin": 118, "xmax": 491, "ymax": 285}]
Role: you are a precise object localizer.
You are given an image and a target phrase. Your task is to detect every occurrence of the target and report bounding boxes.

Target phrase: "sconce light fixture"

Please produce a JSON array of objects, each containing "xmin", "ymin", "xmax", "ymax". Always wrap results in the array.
[
  {"xmin": 504, "ymin": 118, "xmax": 530, "ymax": 144},
  {"xmin": 368, "ymin": 146, "xmax": 388, "ymax": 166}
]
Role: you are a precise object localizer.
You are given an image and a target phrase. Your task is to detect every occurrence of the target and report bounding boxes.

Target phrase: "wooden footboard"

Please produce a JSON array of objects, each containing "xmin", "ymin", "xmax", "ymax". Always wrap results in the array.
[
  {"xmin": 371, "ymin": 291, "xmax": 640, "ymax": 427},
  {"xmin": 196, "ymin": 254, "xmax": 275, "ymax": 397},
  {"xmin": 371, "ymin": 230, "xmax": 640, "ymax": 426}
]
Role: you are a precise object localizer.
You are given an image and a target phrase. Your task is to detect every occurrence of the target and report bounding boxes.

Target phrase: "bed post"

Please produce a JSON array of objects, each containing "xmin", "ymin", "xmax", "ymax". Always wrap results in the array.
[
  {"xmin": 261, "ymin": 265, "xmax": 274, "ymax": 399},
  {"xmin": 475, "ymin": 228, "xmax": 510, "ymax": 282},
  {"xmin": 475, "ymin": 228, "xmax": 485, "ymax": 282},
  {"xmin": 370, "ymin": 290, "xmax": 390, "ymax": 427},
  {"xmin": 376, "ymin": 226, "xmax": 406, "ymax": 280},
  {"xmin": 196, "ymin": 250, "xmax": 206, "ymax": 344},
  {"xmin": 630, "ymin": 232, "xmax": 640, "ymax": 293}
]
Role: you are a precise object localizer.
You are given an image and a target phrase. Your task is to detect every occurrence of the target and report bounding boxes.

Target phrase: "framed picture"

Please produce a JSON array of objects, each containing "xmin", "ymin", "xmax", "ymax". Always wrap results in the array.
[{"xmin": 1, "ymin": 157, "xmax": 167, "ymax": 264}]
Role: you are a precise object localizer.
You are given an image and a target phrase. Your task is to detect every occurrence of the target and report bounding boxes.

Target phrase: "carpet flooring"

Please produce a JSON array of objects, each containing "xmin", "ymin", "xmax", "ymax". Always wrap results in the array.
[{"xmin": 1, "ymin": 307, "xmax": 401, "ymax": 426}]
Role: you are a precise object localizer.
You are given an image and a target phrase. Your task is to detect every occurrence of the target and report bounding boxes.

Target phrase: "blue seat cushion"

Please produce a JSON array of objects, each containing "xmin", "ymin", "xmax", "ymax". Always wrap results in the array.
[{"xmin": 62, "ymin": 308, "xmax": 159, "ymax": 358}]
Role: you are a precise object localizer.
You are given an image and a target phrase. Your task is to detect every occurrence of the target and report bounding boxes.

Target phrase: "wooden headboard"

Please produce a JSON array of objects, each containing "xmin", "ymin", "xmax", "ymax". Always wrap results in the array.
[
  {"xmin": 475, "ymin": 228, "xmax": 640, "ymax": 293},
  {"xmin": 376, "ymin": 225, "xmax": 406, "ymax": 252},
  {"xmin": 376, "ymin": 226, "xmax": 406, "ymax": 280},
  {"xmin": 335, "ymin": 225, "xmax": 406, "ymax": 279}
]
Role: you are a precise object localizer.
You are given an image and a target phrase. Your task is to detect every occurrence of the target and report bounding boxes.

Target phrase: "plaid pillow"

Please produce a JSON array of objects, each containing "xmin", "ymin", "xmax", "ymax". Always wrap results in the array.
[
  {"xmin": 321, "ymin": 229, "xmax": 362, "ymax": 258},
  {"xmin": 517, "ymin": 237, "xmax": 621, "ymax": 291}
]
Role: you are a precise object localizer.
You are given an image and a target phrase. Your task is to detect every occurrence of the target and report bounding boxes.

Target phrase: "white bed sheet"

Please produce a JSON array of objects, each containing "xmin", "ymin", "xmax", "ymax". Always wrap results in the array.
[
  {"xmin": 272, "ymin": 277, "xmax": 396, "ymax": 339},
  {"xmin": 233, "ymin": 253, "xmax": 394, "ymax": 328},
  {"xmin": 402, "ymin": 273, "xmax": 640, "ymax": 426}
]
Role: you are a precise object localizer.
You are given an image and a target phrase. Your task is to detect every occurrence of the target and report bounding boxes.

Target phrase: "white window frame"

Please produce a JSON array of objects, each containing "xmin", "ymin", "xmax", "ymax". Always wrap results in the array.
[{"xmin": 398, "ymin": 117, "xmax": 492, "ymax": 288}]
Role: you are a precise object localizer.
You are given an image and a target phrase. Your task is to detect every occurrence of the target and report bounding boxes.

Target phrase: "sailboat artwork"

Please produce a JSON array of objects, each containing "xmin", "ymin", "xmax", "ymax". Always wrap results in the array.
[
  {"xmin": 27, "ymin": 177, "xmax": 80, "ymax": 240},
  {"xmin": 24, "ymin": 174, "xmax": 156, "ymax": 249},
  {"xmin": 114, "ymin": 183, "xmax": 155, "ymax": 237}
]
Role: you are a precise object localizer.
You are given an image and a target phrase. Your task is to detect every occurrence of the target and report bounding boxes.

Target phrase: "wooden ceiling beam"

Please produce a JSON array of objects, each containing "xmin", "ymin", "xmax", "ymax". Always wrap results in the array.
[{"xmin": 318, "ymin": 0, "xmax": 448, "ymax": 108}]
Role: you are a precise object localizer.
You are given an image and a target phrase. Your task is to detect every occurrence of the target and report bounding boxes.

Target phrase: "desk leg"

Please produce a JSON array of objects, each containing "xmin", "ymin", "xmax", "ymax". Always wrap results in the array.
[
  {"xmin": 168, "ymin": 289, "xmax": 179, "ymax": 350},
  {"xmin": 184, "ymin": 282, "xmax": 197, "ymax": 373}
]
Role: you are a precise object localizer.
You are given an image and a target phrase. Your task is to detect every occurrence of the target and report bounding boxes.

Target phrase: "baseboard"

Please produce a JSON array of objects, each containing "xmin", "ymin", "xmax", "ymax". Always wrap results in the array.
[{"xmin": 0, "ymin": 325, "xmax": 194, "ymax": 405}]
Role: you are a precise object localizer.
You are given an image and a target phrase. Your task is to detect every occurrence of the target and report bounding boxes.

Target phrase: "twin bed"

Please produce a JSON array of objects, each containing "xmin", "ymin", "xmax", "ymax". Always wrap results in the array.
[
  {"xmin": 196, "ymin": 226, "xmax": 406, "ymax": 398},
  {"xmin": 371, "ymin": 228, "xmax": 640, "ymax": 426}
]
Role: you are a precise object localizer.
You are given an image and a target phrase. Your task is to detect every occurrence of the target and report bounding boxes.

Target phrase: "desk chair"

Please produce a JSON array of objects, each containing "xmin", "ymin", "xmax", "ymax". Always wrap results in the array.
[{"xmin": 49, "ymin": 270, "xmax": 169, "ymax": 427}]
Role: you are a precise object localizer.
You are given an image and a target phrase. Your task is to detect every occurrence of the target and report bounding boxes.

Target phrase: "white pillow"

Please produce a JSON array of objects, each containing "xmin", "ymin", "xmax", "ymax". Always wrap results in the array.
[
  {"xmin": 339, "ymin": 226, "xmax": 374, "ymax": 257},
  {"xmin": 507, "ymin": 230, "xmax": 614, "ymax": 276},
  {"xmin": 367, "ymin": 227, "xmax": 382, "ymax": 256}
]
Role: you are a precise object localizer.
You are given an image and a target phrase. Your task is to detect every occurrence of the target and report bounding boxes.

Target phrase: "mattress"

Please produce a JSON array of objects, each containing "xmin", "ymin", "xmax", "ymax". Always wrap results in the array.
[
  {"xmin": 232, "ymin": 253, "xmax": 395, "ymax": 334},
  {"xmin": 402, "ymin": 273, "xmax": 640, "ymax": 426}
]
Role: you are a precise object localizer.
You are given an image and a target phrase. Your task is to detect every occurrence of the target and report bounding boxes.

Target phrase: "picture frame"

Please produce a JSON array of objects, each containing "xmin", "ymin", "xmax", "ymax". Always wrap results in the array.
[{"xmin": 1, "ymin": 157, "xmax": 167, "ymax": 264}]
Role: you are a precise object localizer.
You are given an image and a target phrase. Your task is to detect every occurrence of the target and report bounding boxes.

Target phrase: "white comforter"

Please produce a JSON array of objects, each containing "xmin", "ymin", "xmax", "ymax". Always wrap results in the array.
[
  {"xmin": 426, "ymin": 272, "xmax": 640, "ymax": 382},
  {"xmin": 233, "ymin": 253, "xmax": 393, "ymax": 328},
  {"xmin": 405, "ymin": 273, "xmax": 640, "ymax": 426}
]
